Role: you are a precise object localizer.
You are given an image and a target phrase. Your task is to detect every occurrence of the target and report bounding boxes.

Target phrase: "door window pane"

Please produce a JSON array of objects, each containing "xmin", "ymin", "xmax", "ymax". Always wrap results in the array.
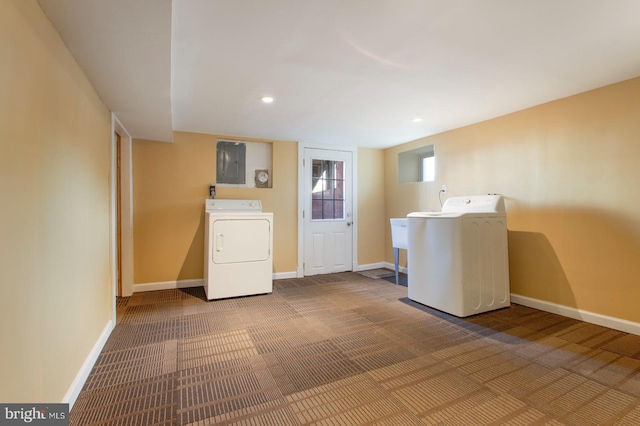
[
  {"xmin": 312, "ymin": 178, "xmax": 322, "ymax": 198},
  {"xmin": 335, "ymin": 161, "xmax": 344, "ymax": 179},
  {"xmin": 311, "ymin": 159, "xmax": 345, "ymax": 220},
  {"xmin": 312, "ymin": 200, "xmax": 323, "ymax": 218},
  {"xmin": 322, "ymin": 186, "xmax": 334, "ymax": 200},
  {"xmin": 334, "ymin": 180, "xmax": 344, "ymax": 198},
  {"xmin": 323, "ymin": 200, "xmax": 334, "ymax": 219}
]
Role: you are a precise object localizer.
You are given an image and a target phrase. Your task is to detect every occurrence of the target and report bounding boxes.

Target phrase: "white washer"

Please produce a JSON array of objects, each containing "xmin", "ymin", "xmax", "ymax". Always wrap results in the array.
[
  {"xmin": 204, "ymin": 199, "xmax": 273, "ymax": 300},
  {"xmin": 407, "ymin": 195, "xmax": 510, "ymax": 317}
]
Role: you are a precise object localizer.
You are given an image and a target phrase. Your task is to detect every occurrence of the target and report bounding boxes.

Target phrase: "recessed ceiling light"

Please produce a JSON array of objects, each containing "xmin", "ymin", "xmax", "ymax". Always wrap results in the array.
[
  {"xmin": 261, "ymin": 96, "xmax": 274, "ymax": 104},
  {"xmin": 411, "ymin": 118, "xmax": 423, "ymax": 123}
]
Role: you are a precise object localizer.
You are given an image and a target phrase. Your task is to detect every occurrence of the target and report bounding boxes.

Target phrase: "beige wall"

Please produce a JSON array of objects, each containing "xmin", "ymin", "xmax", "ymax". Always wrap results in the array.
[
  {"xmin": 385, "ymin": 77, "xmax": 640, "ymax": 323},
  {"xmin": 0, "ymin": 0, "xmax": 112, "ymax": 402},
  {"xmin": 357, "ymin": 148, "xmax": 386, "ymax": 266},
  {"xmin": 133, "ymin": 136, "xmax": 389, "ymax": 284},
  {"xmin": 132, "ymin": 132, "xmax": 298, "ymax": 284}
]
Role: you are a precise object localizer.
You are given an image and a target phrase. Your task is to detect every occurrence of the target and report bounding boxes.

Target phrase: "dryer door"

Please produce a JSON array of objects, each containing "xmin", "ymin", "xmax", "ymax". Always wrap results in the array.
[{"xmin": 212, "ymin": 218, "xmax": 271, "ymax": 264}]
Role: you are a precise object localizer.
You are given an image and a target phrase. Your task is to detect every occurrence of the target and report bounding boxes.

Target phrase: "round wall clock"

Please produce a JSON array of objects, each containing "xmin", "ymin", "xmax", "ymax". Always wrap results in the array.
[{"xmin": 255, "ymin": 169, "xmax": 270, "ymax": 188}]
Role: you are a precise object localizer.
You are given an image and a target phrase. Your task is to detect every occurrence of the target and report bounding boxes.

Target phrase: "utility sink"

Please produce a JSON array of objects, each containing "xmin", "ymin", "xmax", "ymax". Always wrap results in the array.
[
  {"xmin": 390, "ymin": 218, "xmax": 408, "ymax": 250},
  {"xmin": 390, "ymin": 218, "xmax": 408, "ymax": 285}
]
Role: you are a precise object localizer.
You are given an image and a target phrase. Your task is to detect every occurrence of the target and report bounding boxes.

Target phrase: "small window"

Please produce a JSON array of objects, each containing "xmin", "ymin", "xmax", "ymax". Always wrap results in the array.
[
  {"xmin": 398, "ymin": 145, "xmax": 435, "ymax": 183},
  {"xmin": 421, "ymin": 155, "xmax": 435, "ymax": 182}
]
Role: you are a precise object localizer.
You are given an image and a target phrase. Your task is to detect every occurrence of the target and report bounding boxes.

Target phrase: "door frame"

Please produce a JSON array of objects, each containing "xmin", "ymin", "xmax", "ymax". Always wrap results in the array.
[
  {"xmin": 110, "ymin": 114, "xmax": 134, "ymax": 303},
  {"xmin": 297, "ymin": 143, "xmax": 358, "ymax": 277}
]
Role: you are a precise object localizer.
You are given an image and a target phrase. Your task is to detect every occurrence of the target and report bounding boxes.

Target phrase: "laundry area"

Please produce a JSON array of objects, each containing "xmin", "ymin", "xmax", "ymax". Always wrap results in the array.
[
  {"xmin": 407, "ymin": 195, "xmax": 510, "ymax": 317},
  {"xmin": 388, "ymin": 195, "xmax": 510, "ymax": 317},
  {"xmin": 9, "ymin": 1, "xmax": 640, "ymax": 423}
]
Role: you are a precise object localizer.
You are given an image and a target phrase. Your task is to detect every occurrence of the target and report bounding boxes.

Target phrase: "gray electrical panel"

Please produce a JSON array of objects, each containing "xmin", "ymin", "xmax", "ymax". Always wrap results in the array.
[{"xmin": 216, "ymin": 141, "xmax": 246, "ymax": 184}]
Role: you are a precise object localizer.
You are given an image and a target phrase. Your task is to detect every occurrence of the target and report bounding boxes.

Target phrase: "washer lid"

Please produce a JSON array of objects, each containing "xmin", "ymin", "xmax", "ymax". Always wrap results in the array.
[
  {"xmin": 407, "ymin": 212, "xmax": 463, "ymax": 218},
  {"xmin": 205, "ymin": 199, "xmax": 262, "ymax": 212},
  {"xmin": 441, "ymin": 195, "xmax": 505, "ymax": 213}
]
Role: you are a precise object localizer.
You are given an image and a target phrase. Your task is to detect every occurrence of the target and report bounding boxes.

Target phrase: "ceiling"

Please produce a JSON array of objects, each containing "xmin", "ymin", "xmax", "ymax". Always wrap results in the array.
[{"xmin": 38, "ymin": 0, "xmax": 640, "ymax": 149}]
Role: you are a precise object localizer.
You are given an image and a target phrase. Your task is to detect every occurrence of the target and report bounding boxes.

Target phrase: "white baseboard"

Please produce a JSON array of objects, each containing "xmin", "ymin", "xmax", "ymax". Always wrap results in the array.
[
  {"xmin": 383, "ymin": 262, "xmax": 408, "ymax": 274},
  {"xmin": 133, "ymin": 273, "xmax": 300, "ymax": 291},
  {"xmin": 134, "ymin": 278, "xmax": 204, "ymax": 293},
  {"xmin": 63, "ymin": 319, "xmax": 114, "ymax": 409},
  {"xmin": 357, "ymin": 262, "xmax": 387, "ymax": 271},
  {"xmin": 511, "ymin": 294, "xmax": 640, "ymax": 336},
  {"xmin": 273, "ymin": 271, "xmax": 297, "ymax": 280}
]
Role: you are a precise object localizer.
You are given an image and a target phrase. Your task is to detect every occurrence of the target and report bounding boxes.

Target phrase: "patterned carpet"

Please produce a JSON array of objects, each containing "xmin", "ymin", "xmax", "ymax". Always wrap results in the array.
[{"xmin": 71, "ymin": 272, "xmax": 640, "ymax": 425}]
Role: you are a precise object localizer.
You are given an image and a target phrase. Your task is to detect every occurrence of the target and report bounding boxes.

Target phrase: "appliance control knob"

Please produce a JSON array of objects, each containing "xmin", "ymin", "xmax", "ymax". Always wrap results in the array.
[{"xmin": 465, "ymin": 199, "xmax": 471, "ymax": 204}]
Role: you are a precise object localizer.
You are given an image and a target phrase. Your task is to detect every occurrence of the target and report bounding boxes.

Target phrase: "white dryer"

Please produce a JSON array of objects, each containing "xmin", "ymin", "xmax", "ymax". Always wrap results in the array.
[
  {"xmin": 204, "ymin": 199, "xmax": 273, "ymax": 300},
  {"xmin": 407, "ymin": 195, "xmax": 510, "ymax": 317}
]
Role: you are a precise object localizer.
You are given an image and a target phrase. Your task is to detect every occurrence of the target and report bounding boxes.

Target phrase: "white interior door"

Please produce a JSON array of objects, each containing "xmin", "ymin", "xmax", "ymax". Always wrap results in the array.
[{"xmin": 303, "ymin": 148, "xmax": 353, "ymax": 275}]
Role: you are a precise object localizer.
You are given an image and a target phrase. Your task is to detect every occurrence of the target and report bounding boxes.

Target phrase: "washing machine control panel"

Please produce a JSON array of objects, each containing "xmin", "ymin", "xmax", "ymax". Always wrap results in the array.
[
  {"xmin": 205, "ymin": 199, "xmax": 263, "ymax": 212},
  {"xmin": 442, "ymin": 195, "xmax": 504, "ymax": 213}
]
